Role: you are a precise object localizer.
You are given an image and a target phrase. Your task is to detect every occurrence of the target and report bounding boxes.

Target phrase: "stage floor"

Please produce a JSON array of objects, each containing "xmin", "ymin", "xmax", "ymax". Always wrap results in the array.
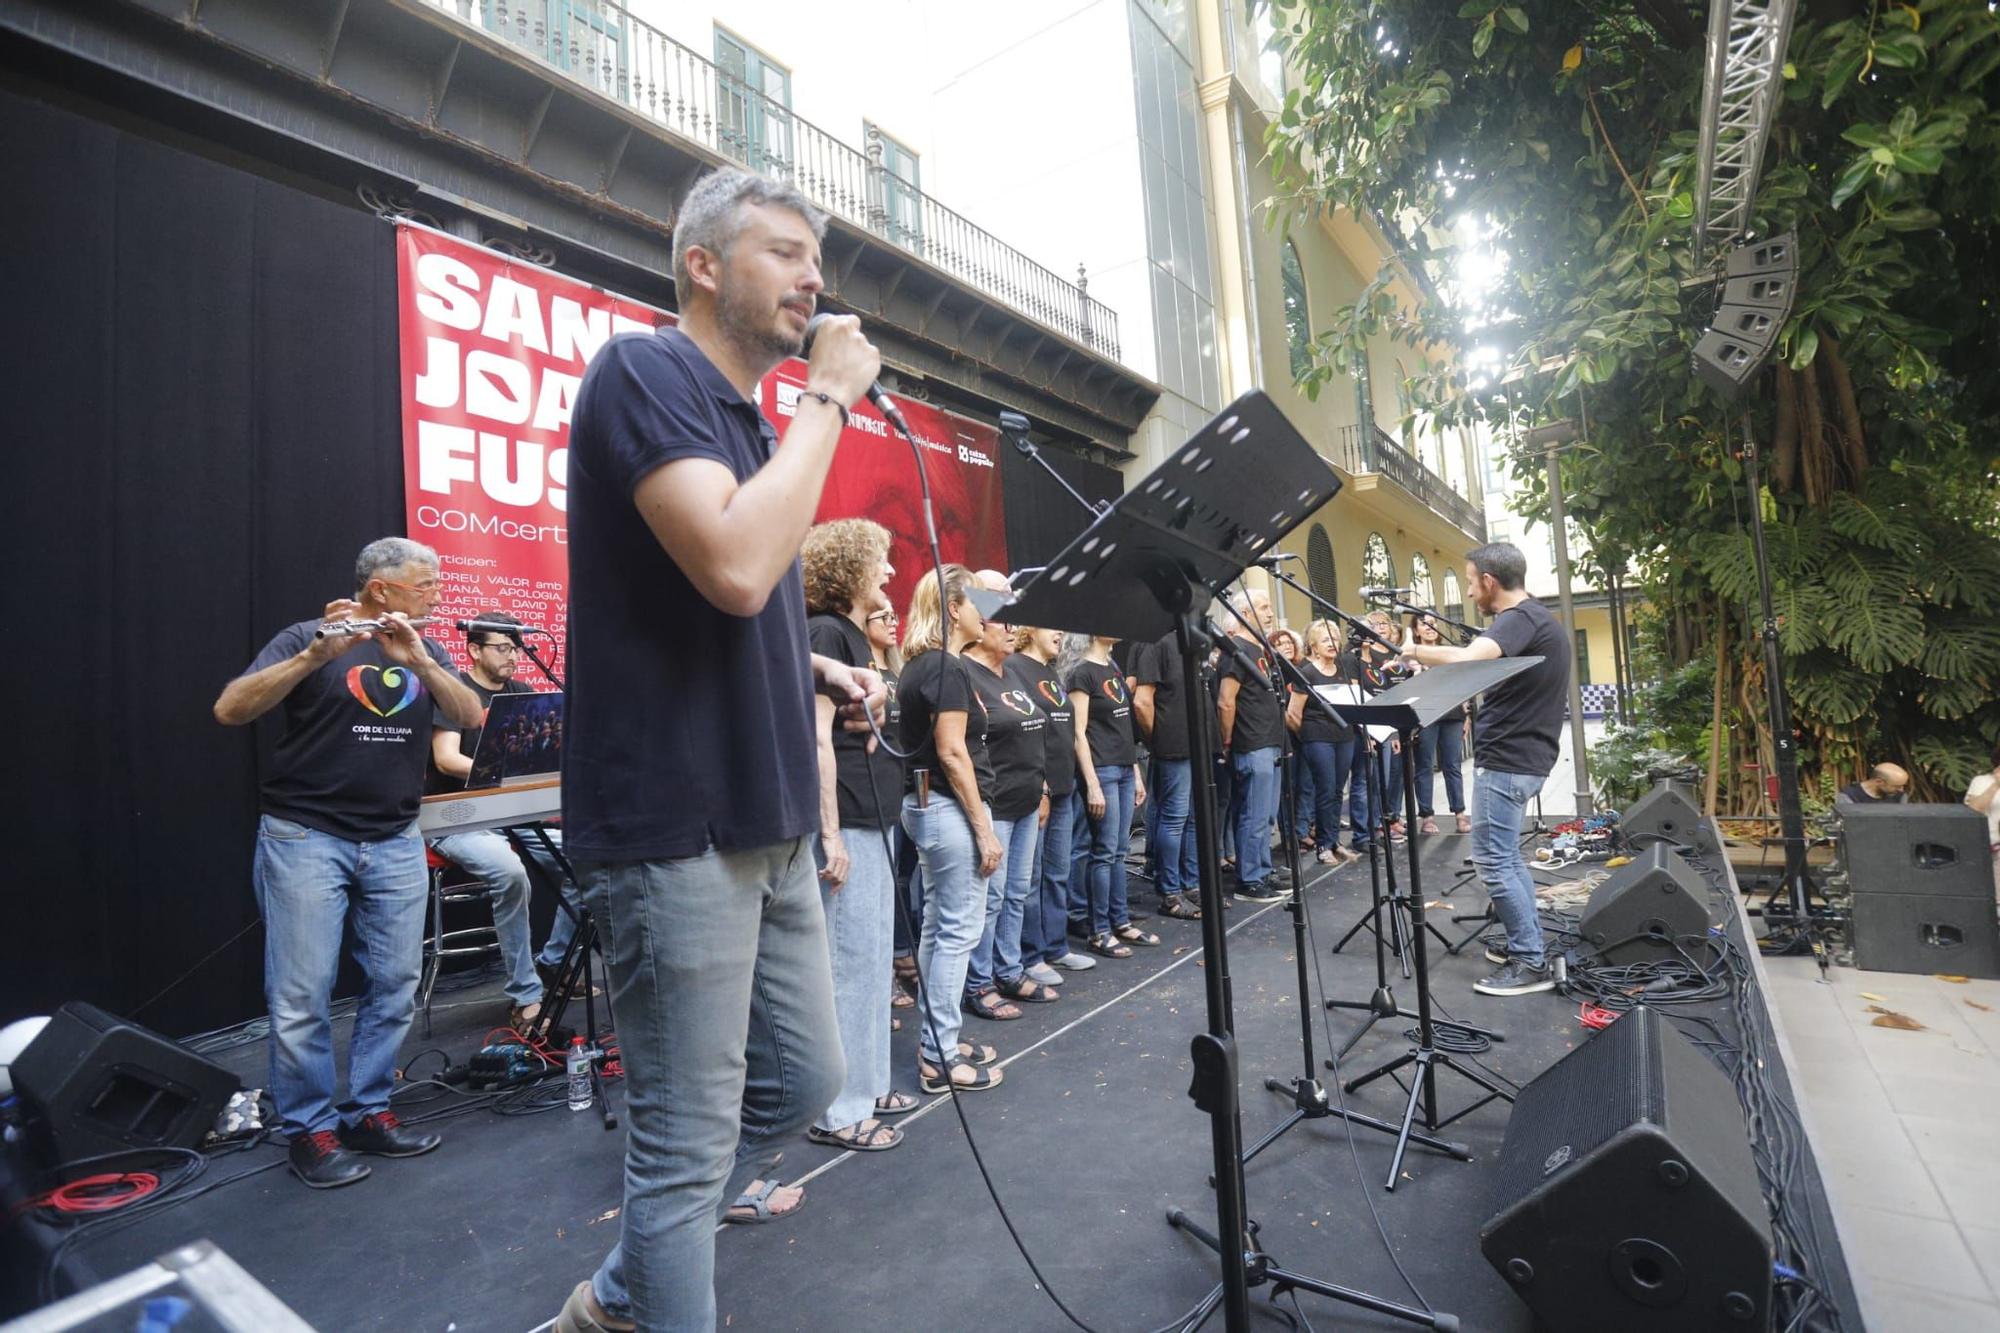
[{"xmin": 35, "ymin": 834, "xmax": 1852, "ymax": 1332}]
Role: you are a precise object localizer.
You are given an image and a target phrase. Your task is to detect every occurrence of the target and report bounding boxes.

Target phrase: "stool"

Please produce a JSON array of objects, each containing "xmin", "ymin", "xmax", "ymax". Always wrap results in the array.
[{"xmin": 419, "ymin": 844, "xmax": 501, "ymax": 1037}]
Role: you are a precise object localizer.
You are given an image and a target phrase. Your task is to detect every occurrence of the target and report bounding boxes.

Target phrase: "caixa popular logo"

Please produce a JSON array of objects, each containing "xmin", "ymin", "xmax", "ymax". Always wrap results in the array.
[{"xmin": 1542, "ymin": 1144, "xmax": 1574, "ymax": 1176}]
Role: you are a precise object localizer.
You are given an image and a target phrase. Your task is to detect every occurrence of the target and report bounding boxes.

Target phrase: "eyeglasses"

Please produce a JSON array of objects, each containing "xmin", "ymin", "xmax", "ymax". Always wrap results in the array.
[
  {"xmin": 381, "ymin": 578, "xmax": 441, "ymax": 594},
  {"xmin": 866, "ymin": 611, "xmax": 896, "ymax": 624},
  {"xmin": 474, "ymin": 641, "xmax": 520, "ymax": 655}
]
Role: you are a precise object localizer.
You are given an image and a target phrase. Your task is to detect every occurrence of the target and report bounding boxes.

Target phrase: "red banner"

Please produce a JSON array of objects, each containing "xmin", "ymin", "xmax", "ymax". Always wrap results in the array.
[{"xmin": 396, "ymin": 225, "xmax": 1006, "ymax": 672}]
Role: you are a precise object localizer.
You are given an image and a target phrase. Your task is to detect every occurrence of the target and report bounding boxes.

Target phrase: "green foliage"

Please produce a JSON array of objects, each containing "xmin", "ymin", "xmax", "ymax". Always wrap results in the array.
[
  {"xmin": 1589, "ymin": 656, "xmax": 1715, "ymax": 807},
  {"xmin": 1267, "ymin": 0, "xmax": 2000, "ymax": 798}
]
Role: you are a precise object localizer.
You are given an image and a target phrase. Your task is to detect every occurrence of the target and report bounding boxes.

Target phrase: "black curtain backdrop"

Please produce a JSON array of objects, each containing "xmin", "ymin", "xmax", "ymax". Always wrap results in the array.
[
  {"xmin": 998, "ymin": 441, "xmax": 1122, "ymax": 573},
  {"xmin": 1, "ymin": 80, "xmax": 1129, "ymax": 1038},
  {"xmin": 4, "ymin": 86, "xmax": 403, "ymax": 1036}
]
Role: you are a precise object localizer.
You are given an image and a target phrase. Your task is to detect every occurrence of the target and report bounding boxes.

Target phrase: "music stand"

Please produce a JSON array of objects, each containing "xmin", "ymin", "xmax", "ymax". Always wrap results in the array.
[
  {"xmin": 1321, "ymin": 660, "xmax": 1536, "ymax": 1190},
  {"xmin": 975, "ymin": 391, "xmax": 1450, "ymax": 1333}
]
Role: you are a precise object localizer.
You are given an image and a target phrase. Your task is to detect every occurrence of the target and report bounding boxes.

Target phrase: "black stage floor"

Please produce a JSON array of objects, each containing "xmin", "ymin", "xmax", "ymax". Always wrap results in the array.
[{"xmin": 26, "ymin": 833, "xmax": 1850, "ymax": 1332}]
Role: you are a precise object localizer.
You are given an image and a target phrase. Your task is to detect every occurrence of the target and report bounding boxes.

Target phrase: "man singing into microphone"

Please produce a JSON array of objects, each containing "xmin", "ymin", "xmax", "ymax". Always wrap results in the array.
[
  {"xmin": 552, "ymin": 169, "xmax": 884, "ymax": 1333},
  {"xmin": 1400, "ymin": 543, "xmax": 1570, "ymax": 998}
]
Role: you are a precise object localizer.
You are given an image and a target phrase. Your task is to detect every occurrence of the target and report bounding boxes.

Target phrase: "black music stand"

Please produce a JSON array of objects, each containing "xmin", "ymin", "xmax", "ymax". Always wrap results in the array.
[
  {"xmin": 1324, "ymin": 659, "xmax": 1537, "ymax": 1191},
  {"xmin": 976, "ymin": 391, "xmax": 1449, "ymax": 1333}
]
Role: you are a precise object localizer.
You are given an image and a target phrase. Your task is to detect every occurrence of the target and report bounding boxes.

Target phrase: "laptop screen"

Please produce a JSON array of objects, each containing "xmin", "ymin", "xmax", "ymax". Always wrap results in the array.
[{"xmin": 466, "ymin": 691, "xmax": 565, "ymax": 789}]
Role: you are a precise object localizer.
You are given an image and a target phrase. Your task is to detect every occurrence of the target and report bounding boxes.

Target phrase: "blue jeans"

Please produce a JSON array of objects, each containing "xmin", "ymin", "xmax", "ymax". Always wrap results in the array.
[
  {"xmin": 1291, "ymin": 751, "xmax": 1315, "ymax": 841},
  {"xmin": 1030, "ymin": 792, "xmax": 1076, "ymax": 965},
  {"xmin": 1415, "ymin": 721, "xmax": 1467, "ymax": 817},
  {"xmin": 1472, "ymin": 768, "xmax": 1549, "ymax": 966},
  {"xmin": 1083, "ymin": 765, "xmax": 1136, "ymax": 932},
  {"xmin": 1150, "ymin": 758, "xmax": 1195, "ymax": 900},
  {"xmin": 903, "ymin": 795, "xmax": 992, "ymax": 1065},
  {"xmin": 253, "ymin": 815, "xmax": 427, "ymax": 1137},
  {"xmin": 1216, "ymin": 753, "xmax": 1238, "ymax": 861},
  {"xmin": 966, "ymin": 815, "xmax": 1040, "ymax": 993},
  {"xmin": 1230, "ymin": 747, "xmax": 1281, "ymax": 886},
  {"xmin": 1299, "ymin": 740, "xmax": 1354, "ymax": 849},
  {"xmin": 586, "ymin": 837, "xmax": 841, "ymax": 1331},
  {"xmin": 816, "ymin": 828, "xmax": 896, "ymax": 1130},
  {"xmin": 431, "ymin": 827, "xmax": 562, "ymax": 1006}
]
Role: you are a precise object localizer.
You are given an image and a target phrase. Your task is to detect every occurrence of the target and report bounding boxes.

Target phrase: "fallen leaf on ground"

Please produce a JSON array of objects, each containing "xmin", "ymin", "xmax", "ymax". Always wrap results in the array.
[
  {"xmin": 1968, "ymin": 1000, "xmax": 1992, "ymax": 1013},
  {"xmin": 1936, "ymin": 974, "xmax": 1970, "ymax": 984},
  {"xmin": 1870, "ymin": 1011, "xmax": 1926, "ymax": 1031},
  {"xmin": 1859, "ymin": 991, "xmax": 1888, "ymax": 1002}
]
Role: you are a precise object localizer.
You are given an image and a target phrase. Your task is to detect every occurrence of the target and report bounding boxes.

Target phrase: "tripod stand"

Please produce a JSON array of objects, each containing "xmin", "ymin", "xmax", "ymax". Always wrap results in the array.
[
  {"xmin": 979, "ymin": 391, "xmax": 1450, "ymax": 1332},
  {"xmin": 1326, "ymin": 666, "xmax": 1537, "ymax": 1190}
]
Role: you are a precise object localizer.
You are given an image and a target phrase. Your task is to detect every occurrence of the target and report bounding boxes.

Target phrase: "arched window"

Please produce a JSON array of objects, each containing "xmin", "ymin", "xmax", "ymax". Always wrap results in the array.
[
  {"xmin": 1443, "ymin": 569, "xmax": 1463, "ymax": 618},
  {"xmin": 1362, "ymin": 533, "xmax": 1393, "ymax": 591},
  {"xmin": 1410, "ymin": 553, "xmax": 1435, "ymax": 609},
  {"xmin": 1281, "ymin": 239, "xmax": 1311, "ymax": 381},
  {"xmin": 1307, "ymin": 524, "xmax": 1338, "ymax": 605}
]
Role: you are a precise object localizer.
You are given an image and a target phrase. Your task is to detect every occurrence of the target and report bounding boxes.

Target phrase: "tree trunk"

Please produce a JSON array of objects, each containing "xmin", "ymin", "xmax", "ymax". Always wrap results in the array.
[
  {"xmin": 1705, "ymin": 608, "xmax": 1725, "ymax": 815},
  {"xmin": 1798, "ymin": 357, "xmax": 1831, "ymax": 506},
  {"xmin": 1773, "ymin": 363, "xmax": 1799, "ymax": 493},
  {"xmin": 1820, "ymin": 335, "xmax": 1869, "ymax": 488}
]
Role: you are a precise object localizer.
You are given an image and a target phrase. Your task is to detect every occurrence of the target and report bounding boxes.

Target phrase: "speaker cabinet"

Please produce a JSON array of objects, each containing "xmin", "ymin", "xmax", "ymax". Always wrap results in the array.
[
  {"xmin": 1579, "ymin": 845, "xmax": 1714, "ymax": 965},
  {"xmin": 11, "ymin": 1002, "xmax": 239, "ymax": 1166},
  {"xmin": 1623, "ymin": 780, "xmax": 1722, "ymax": 857},
  {"xmin": 1840, "ymin": 804, "xmax": 1998, "ymax": 978},
  {"xmin": 1481, "ymin": 1007, "xmax": 1772, "ymax": 1333}
]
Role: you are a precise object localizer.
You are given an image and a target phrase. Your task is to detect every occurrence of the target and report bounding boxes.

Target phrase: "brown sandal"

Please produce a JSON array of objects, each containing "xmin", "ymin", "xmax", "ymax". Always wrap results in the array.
[
  {"xmin": 1113, "ymin": 923, "xmax": 1162, "ymax": 947},
  {"xmin": 1086, "ymin": 932, "xmax": 1133, "ymax": 959},
  {"xmin": 963, "ymin": 988, "xmax": 1023, "ymax": 1021},
  {"xmin": 996, "ymin": 977, "xmax": 1060, "ymax": 1004}
]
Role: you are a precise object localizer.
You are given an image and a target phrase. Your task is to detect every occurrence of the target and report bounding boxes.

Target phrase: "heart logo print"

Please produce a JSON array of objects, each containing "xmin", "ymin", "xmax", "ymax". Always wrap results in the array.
[
  {"xmin": 1102, "ymin": 676, "xmax": 1128, "ymax": 704},
  {"xmin": 1037, "ymin": 679, "xmax": 1064, "ymax": 708},
  {"xmin": 346, "ymin": 664, "xmax": 421, "ymax": 717},
  {"xmin": 1001, "ymin": 689, "xmax": 1037, "ymax": 716}
]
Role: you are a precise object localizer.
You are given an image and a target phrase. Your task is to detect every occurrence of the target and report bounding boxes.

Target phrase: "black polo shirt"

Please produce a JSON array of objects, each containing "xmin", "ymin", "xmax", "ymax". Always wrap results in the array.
[
  {"xmin": 1131, "ymin": 634, "xmax": 1193, "ymax": 761},
  {"xmin": 1220, "ymin": 636, "xmax": 1285, "ymax": 753},
  {"xmin": 808, "ymin": 613, "xmax": 902, "ymax": 830},
  {"xmin": 1292, "ymin": 660, "xmax": 1354, "ymax": 746},
  {"xmin": 1067, "ymin": 658, "xmax": 1136, "ymax": 768},
  {"xmin": 968, "ymin": 654, "xmax": 1047, "ymax": 820},
  {"xmin": 562, "ymin": 328, "xmax": 817, "ymax": 861},
  {"xmin": 1010, "ymin": 655, "xmax": 1076, "ymax": 799},
  {"xmin": 1473, "ymin": 597, "xmax": 1571, "ymax": 778}
]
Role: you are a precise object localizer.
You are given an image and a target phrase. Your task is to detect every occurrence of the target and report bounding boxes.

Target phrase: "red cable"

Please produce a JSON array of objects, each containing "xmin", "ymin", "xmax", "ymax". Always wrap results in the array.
[{"xmin": 30, "ymin": 1172, "xmax": 161, "ymax": 1214}]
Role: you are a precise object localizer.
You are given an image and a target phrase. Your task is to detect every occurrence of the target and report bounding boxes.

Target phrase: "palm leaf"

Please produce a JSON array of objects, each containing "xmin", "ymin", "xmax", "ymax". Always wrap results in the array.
[
  {"xmin": 1925, "ymin": 526, "xmax": 2000, "ymax": 613},
  {"xmin": 1776, "ymin": 582, "xmax": 1827, "ymax": 655},
  {"xmin": 1919, "ymin": 613, "xmax": 2000, "ymax": 681},
  {"xmin": 1919, "ymin": 675, "xmax": 1990, "ymax": 721},
  {"xmin": 1910, "ymin": 734, "xmax": 1990, "ymax": 792},
  {"xmin": 1787, "ymin": 653, "xmax": 1878, "ymax": 725},
  {"xmin": 1822, "ymin": 590, "xmax": 1926, "ymax": 671},
  {"xmin": 1690, "ymin": 530, "xmax": 1760, "ymax": 606},
  {"xmin": 1827, "ymin": 491, "xmax": 1924, "ymax": 551}
]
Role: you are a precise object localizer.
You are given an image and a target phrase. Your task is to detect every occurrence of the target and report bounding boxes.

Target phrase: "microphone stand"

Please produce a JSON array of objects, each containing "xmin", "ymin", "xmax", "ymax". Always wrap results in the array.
[{"xmin": 1001, "ymin": 418, "xmax": 1109, "ymax": 516}]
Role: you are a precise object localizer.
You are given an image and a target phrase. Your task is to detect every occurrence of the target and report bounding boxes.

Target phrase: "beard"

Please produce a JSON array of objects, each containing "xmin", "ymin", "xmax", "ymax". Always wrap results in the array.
[{"xmin": 716, "ymin": 281, "xmax": 806, "ymax": 361}]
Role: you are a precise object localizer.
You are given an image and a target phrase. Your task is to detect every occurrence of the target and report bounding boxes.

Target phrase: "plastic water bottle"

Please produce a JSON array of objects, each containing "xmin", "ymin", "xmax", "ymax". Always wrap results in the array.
[{"xmin": 566, "ymin": 1036, "xmax": 592, "ymax": 1111}]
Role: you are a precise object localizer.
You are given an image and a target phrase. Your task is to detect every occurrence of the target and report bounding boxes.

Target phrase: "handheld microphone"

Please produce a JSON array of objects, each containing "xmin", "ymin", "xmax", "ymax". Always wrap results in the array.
[
  {"xmin": 803, "ymin": 313, "xmax": 911, "ymax": 438},
  {"xmin": 1358, "ymin": 585, "xmax": 1417, "ymax": 601}
]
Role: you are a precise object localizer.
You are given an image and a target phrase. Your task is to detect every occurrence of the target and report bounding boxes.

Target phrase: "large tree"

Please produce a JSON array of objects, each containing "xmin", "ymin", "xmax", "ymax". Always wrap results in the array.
[{"xmin": 1268, "ymin": 0, "xmax": 2000, "ymax": 808}]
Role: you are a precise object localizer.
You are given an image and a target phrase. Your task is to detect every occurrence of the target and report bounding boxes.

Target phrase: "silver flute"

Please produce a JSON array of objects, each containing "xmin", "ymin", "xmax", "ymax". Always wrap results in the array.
[{"xmin": 314, "ymin": 615, "xmax": 437, "ymax": 641}]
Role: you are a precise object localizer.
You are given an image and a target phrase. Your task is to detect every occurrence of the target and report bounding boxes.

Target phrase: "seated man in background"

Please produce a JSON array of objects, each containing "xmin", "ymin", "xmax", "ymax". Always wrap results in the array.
[
  {"xmin": 1837, "ymin": 763, "xmax": 1909, "ymax": 805},
  {"xmin": 427, "ymin": 612, "xmax": 577, "ymax": 1031}
]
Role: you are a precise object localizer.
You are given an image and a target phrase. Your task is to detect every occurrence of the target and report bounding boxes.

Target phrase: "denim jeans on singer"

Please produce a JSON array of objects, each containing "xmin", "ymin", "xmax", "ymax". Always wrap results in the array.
[
  {"xmin": 585, "ymin": 837, "xmax": 842, "ymax": 1331},
  {"xmin": 815, "ymin": 827, "xmax": 896, "ymax": 1131},
  {"xmin": 1033, "ymin": 790, "xmax": 1077, "ymax": 964},
  {"xmin": 1229, "ymin": 747, "xmax": 1281, "ymax": 886},
  {"xmin": 1085, "ymin": 764, "xmax": 1136, "ymax": 932},
  {"xmin": 1299, "ymin": 740, "xmax": 1354, "ymax": 851},
  {"xmin": 1415, "ymin": 720, "xmax": 1467, "ymax": 817},
  {"xmin": 1149, "ymin": 758, "xmax": 1195, "ymax": 901},
  {"xmin": 1471, "ymin": 767, "xmax": 1549, "ymax": 967},
  {"xmin": 904, "ymin": 795, "xmax": 991, "ymax": 1066},
  {"xmin": 253, "ymin": 814, "xmax": 427, "ymax": 1138},
  {"xmin": 990, "ymin": 815, "xmax": 1043, "ymax": 987},
  {"xmin": 431, "ymin": 827, "xmax": 543, "ymax": 1006}
]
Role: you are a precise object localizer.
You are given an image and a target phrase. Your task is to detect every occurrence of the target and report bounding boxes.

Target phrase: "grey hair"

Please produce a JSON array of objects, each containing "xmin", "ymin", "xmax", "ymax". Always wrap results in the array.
[
  {"xmin": 354, "ymin": 537, "xmax": 438, "ymax": 592},
  {"xmin": 1054, "ymin": 632, "xmax": 1094, "ymax": 685},
  {"xmin": 1226, "ymin": 588, "xmax": 1256, "ymax": 617},
  {"xmin": 672, "ymin": 168, "xmax": 829, "ymax": 295},
  {"xmin": 1464, "ymin": 542, "xmax": 1528, "ymax": 591}
]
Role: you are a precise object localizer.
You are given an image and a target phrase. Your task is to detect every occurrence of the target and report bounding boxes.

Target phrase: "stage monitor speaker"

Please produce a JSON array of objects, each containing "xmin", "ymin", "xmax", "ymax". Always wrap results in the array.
[
  {"xmin": 1725, "ymin": 232, "xmax": 1797, "ymax": 278},
  {"xmin": 1623, "ymin": 780, "xmax": 1721, "ymax": 857},
  {"xmin": 1578, "ymin": 845, "xmax": 1714, "ymax": 965},
  {"xmin": 1692, "ymin": 327, "xmax": 1771, "ymax": 397},
  {"xmin": 1839, "ymin": 804, "xmax": 1999, "ymax": 978},
  {"xmin": 1481, "ymin": 1006, "xmax": 1772, "ymax": 1333},
  {"xmin": 10, "ymin": 1002, "xmax": 239, "ymax": 1166}
]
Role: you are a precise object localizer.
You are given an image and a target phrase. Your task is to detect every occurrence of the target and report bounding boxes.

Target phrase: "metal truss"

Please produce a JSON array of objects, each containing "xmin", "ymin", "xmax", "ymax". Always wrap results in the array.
[{"xmin": 1692, "ymin": 0, "xmax": 1798, "ymax": 267}]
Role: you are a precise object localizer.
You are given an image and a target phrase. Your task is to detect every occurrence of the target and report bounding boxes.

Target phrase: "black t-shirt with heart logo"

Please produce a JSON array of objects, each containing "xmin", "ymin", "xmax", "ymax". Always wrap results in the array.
[
  {"xmin": 807, "ymin": 612, "xmax": 904, "ymax": 830},
  {"xmin": 243, "ymin": 621, "xmax": 456, "ymax": 841},
  {"xmin": 1009, "ymin": 655, "xmax": 1076, "ymax": 799},
  {"xmin": 1220, "ymin": 636, "xmax": 1286, "ymax": 753},
  {"xmin": 1067, "ymin": 658, "xmax": 1136, "ymax": 769},
  {"xmin": 896, "ymin": 649, "xmax": 994, "ymax": 809},
  {"xmin": 967, "ymin": 654, "xmax": 1048, "ymax": 821}
]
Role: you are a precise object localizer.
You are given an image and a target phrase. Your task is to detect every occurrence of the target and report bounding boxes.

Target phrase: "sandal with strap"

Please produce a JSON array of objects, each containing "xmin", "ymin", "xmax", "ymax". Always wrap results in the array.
[
  {"xmin": 875, "ymin": 1091, "xmax": 919, "ymax": 1115},
  {"xmin": 891, "ymin": 987, "xmax": 915, "ymax": 1010},
  {"xmin": 918, "ymin": 1056, "xmax": 1004, "ymax": 1094},
  {"xmin": 1113, "ymin": 923, "xmax": 1162, "ymax": 947},
  {"xmin": 957, "ymin": 1040, "xmax": 1000, "ymax": 1067},
  {"xmin": 996, "ymin": 977, "xmax": 1060, "ymax": 1004},
  {"xmin": 723, "ymin": 1178, "xmax": 805, "ymax": 1225},
  {"xmin": 1086, "ymin": 932, "xmax": 1133, "ymax": 959},
  {"xmin": 963, "ymin": 988, "xmax": 1023, "ymax": 1021},
  {"xmin": 806, "ymin": 1118, "xmax": 904, "ymax": 1152},
  {"xmin": 1158, "ymin": 894, "xmax": 1202, "ymax": 920}
]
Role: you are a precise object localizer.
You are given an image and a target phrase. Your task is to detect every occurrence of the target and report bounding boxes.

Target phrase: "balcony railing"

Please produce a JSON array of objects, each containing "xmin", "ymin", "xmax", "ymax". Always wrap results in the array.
[
  {"xmin": 424, "ymin": 0, "xmax": 1120, "ymax": 359},
  {"xmin": 1334, "ymin": 422, "xmax": 1487, "ymax": 541}
]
